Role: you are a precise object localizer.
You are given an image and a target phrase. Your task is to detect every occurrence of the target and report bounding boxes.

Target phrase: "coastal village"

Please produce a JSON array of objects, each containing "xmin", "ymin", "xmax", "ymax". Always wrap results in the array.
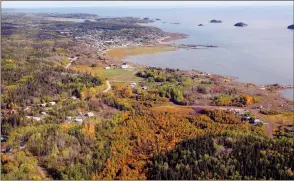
[{"xmin": 1, "ymin": 12, "xmax": 294, "ymax": 180}]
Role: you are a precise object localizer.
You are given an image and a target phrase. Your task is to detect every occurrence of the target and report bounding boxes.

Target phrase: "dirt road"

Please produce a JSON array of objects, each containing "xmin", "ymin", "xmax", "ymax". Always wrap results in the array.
[
  {"xmin": 103, "ymin": 81, "xmax": 111, "ymax": 93},
  {"xmin": 65, "ymin": 57, "xmax": 78, "ymax": 69}
]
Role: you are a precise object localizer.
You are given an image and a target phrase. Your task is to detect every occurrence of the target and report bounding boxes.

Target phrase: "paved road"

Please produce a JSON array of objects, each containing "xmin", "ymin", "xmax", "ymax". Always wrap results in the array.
[{"xmin": 103, "ymin": 81, "xmax": 111, "ymax": 93}]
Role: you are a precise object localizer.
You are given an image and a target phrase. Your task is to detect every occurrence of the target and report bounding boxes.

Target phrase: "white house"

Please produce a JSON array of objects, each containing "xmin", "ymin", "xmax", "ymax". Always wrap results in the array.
[
  {"xmin": 40, "ymin": 103, "xmax": 47, "ymax": 107},
  {"xmin": 129, "ymin": 82, "xmax": 137, "ymax": 88},
  {"xmin": 85, "ymin": 112, "xmax": 94, "ymax": 117},
  {"xmin": 254, "ymin": 119, "xmax": 261, "ymax": 124},
  {"xmin": 71, "ymin": 96, "xmax": 77, "ymax": 100},
  {"xmin": 26, "ymin": 116, "xmax": 41, "ymax": 121},
  {"xmin": 104, "ymin": 66, "xmax": 111, "ymax": 70},
  {"xmin": 142, "ymin": 86, "xmax": 148, "ymax": 90},
  {"xmin": 49, "ymin": 101, "xmax": 56, "ymax": 106},
  {"xmin": 41, "ymin": 112, "xmax": 47, "ymax": 115},
  {"xmin": 74, "ymin": 117, "xmax": 83, "ymax": 123},
  {"xmin": 121, "ymin": 63, "xmax": 130, "ymax": 69}
]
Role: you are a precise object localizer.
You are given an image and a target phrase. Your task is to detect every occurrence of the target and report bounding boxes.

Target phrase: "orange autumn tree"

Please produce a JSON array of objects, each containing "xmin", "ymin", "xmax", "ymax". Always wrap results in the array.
[{"xmin": 244, "ymin": 95, "xmax": 253, "ymax": 105}]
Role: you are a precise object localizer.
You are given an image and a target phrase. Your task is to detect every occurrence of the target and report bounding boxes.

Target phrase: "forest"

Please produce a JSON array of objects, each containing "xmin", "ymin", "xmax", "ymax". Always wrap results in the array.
[{"xmin": 1, "ymin": 13, "xmax": 294, "ymax": 180}]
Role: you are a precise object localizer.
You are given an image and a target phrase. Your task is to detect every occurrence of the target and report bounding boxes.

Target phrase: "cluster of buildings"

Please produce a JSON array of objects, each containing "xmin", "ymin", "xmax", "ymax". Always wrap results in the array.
[
  {"xmin": 104, "ymin": 62, "xmax": 132, "ymax": 70},
  {"xmin": 227, "ymin": 108, "xmax": 262, "ymax": 125},
  {"xmin": 66, "ymin": 112, "xmax": 95, "ymax": 124}
]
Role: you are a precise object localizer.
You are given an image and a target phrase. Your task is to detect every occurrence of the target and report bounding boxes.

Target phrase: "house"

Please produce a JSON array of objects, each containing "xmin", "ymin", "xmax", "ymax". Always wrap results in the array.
[
  {"xmin": 121, "ymin": 62, "xmax": 130, "ymax": 69},
  {"xmin": 66, "ymin": 116, "xmax": 72, "ymax": 120},
  {"xmin": 26, "ymin": 116, "xmax": 41, "ymax": 121},
  {"xmin": 142, "ymin": 86, "xmax": 148, "ymax": 90},
  {"xmin": 40, "ymin": 103, "xmax": 47, "ymax": 107},
  {"xmin": 33, "ymin": 117, "xmax": 41, "ymax": 121},
  {"xmin": 41, "ymin": 112, "xmax": 47, "ymax": 115},
  {"xmin": 49, "ymin": 101, "xmax": 56, "ymax": 106},
  {"xmin": 104, "ymin": 66, "xmax": 111, "ymax": 70},
  {"xmin": 71, "ymin": 96, "xmax": 77, "ymax": 100},
  {"xmin": 1, "ymin": 136, "xmax": 7, "ymax": 142},
  {"xmin": 249, "ymin": 119, "xmax": 261, "ymax": 124},
  {"xmin": 73, "ymin": 117, "xmax": 83, "ymax": 123},
  {"xmin": 254, "ymin": 119, "xmax": 261, "ymax": 125},
  {"xmin": 129, "ymin": 83, "xmax": 137, "ymax": 88},
  {"xmin": 85, "ymin": 112, "xmax": 94, "ymax": 117}
]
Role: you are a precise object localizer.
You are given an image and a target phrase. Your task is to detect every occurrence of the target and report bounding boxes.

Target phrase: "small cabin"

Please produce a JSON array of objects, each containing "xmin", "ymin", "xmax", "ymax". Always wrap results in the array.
[
  {"xmin": 49, "ymin": 101, "xmax": 56, "ymax": 106},
  {"xmin": 142, "ymin": 86, "xmax": 148, "ymax": 90},
  {"xmin": 26, "ymin": 116, "xmax": 41, "ymax": 121},
  {"xmin": 1, "ymin": 136, "xmax": 7, "ymax": 142},
  {"xmin": 74, "ymin": 117, "xmax": 83, "ymax": 123},
  {"xmin": 129, "ymin": 83, "xmax": 137, "ymax": 88},
  {"xmin": 104, "ymin": 66, "xmax": 111, "ymax": 70},
  {"xmin": 40, "ymin": 103, "xmax": 47, "ymax": 107},
  {"xmin": 121, "ymin": 63, "xmax": 130, "ymax": 69},
  {"xmin": 85, "ymin": 112, "xmax": 94, "ymax": 117},
  {"xmin": 71, "ymin": 96, "xmax": 77, "ymax": 100}
]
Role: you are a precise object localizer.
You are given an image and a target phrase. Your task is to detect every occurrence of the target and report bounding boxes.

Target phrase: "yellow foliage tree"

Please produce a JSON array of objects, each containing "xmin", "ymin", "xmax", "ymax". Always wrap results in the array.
[
  {"xmin": 82, "ymin": 123, "xmax": 95, "ymax": 139},
  {"xmin": 81, "ymin": 90, "xmax": 89, "ymax": 100},
  {"xmin": 123, "ymin": 87, "xmax": 133, "ymax": 97},
  {"xmin": 88, "ymin": 87, "xmax": 97, "ymax": 98},
  {"xmin": 244, "ymin": 95, "xmax": 253, "ymax": 105}
]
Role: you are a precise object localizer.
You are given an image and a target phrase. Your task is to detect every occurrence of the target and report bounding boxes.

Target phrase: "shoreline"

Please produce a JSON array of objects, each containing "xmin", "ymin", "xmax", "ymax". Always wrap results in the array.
[
  {"xmin": 100, "ymin": 31, "xmax": 293, "ymax": 103},
  {"xmin": 156, "ymin": 33, "xmax": 189, "ymax": 44}
]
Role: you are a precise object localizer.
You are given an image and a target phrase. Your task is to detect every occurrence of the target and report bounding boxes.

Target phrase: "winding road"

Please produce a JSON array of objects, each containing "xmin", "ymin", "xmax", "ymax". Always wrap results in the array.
[{"xmin": 103, "ymin": 80, "xmax": 111, "ymax": 93}]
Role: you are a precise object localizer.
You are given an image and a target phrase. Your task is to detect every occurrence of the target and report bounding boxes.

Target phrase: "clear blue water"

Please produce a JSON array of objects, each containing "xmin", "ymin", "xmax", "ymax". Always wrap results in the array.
[{"xmin": 3, "ymin": 6, "xmax": 294, "ymax": 100}]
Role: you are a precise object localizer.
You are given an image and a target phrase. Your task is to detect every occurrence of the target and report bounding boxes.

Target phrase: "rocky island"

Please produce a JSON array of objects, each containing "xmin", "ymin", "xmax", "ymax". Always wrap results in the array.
[
  {"xmin": 210, "ymin": 19, "xmax": 222, "ymax": 23},
  {"xmin": 198, "ymin": 24, "xmax": 204, "ymax": 26},
  {"xmin": 234, "ymin": 22, "xmax": 248, "ymax": 27},
  {"xmin": 287, "ymin": 24, "xmax": 294, "ymax": 29}
]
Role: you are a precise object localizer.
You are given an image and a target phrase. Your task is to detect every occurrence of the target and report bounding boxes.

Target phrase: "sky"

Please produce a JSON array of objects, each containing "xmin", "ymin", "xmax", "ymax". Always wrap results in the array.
[{"xmin": 2, "ymin": 1, "xmax": 293, "ymax": 9}]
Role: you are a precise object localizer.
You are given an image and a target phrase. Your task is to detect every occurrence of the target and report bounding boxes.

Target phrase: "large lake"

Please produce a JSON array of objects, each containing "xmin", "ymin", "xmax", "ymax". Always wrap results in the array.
[{"xmin": 4, "ymin": 6, "xmax": 294, "ymax": 100}]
